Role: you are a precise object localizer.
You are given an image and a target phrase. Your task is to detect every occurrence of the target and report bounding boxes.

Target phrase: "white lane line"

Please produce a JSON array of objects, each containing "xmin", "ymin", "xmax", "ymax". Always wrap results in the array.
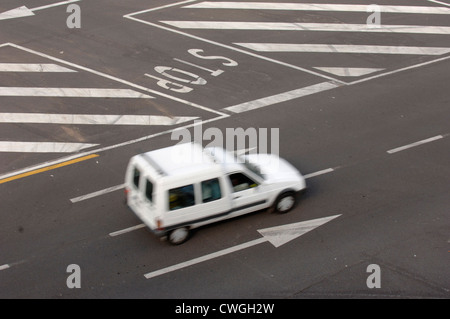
[
  {"xmin": 428, "ymin": 0, "xmax": 450, "ymax": 7},
  {"xmin": 109, "ymin": 224, "xmax": 146, "ymax": 237},
  {"xmin": 304, "ymin": 168, "xmax": 335, "ymax": 179},
  {"xmin": 0, "ymin": 142, "xmax": 98, "ymax": 153},
  {"xmin": 31, "ymin": 0, "xmax": 81, "ymax": 12},
  {"xmin": 387, "ymin": 135, "xmax": 444, "ymax": 154},
  {"xmin": 0, "ymin": 1, "xmax": 82, "ymax": 20},
  {"xmin": 347, "ymin": 54, "xmax": 450, "ymax": 85},
  {"xmin": 0, "ymin": 87, "xmax": 153, "ymax": 98},
  {"xmin": 185, "ymin": 2, "xmax": 450, "ymax": 14},
  {"xmin": 235, "ymin": 44, "xmax": 450, "ymax": 56},
  {"xmin": 144, "ymin": 237, "xmax": 267, "ymax": 279},
  {"xmin": 314, "ymin": 67, "xmax": 384, "ymax": 77},
  {"xmin": 0, "ymin": 113, "xmax": 198, "ymax": 126},
  {"xmin": 0, "ymin": 264, "xmax": 10, "ymax": 271},
  {"xmin": 223, "ymin": 82, "xmax": 339, "ymax": 114},
  {"xmin": 0, "ymin": 63, "xmax": 76, "ymax": 72},
  {"xmin": 161, "ymin": 21, "xmax": 450, "ymax": 35},
  {"xmin": 70, "ymin": 184, "xmax": 125, "ymax": 203}
]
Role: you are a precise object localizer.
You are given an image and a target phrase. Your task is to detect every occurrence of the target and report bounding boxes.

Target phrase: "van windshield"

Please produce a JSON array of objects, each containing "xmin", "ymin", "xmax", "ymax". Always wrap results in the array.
[{"xmin": 237, "ymin": 155, "xmax": 265, "ymax": 180}]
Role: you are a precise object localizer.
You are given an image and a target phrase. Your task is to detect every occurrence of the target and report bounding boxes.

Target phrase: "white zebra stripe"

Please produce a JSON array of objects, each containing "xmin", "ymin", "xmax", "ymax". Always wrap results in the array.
[
  {"xmin": 0, "ymin": 113, "xmax": 198, "ymax": 126},
  {"xmin": 161, "ymin": 21, "xmax": 450, "ymax": 35},
  {"xmin": 185, "ymin": 2, "xmax": 450, "ymax": 15},
  {"xmin": 234, "ymin": 43, "xmax": 450, "ymax": 55},
  {"xmin": 0, "ymin": 87, "xmax": 153, "ymax": 98},
  {"xmin": 0, "ymin": 63, "xmax": 76, "ymax": 72}
]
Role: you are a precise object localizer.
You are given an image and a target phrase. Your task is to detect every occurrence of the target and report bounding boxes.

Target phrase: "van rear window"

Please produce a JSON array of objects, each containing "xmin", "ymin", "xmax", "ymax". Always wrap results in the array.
[
  {"xmin": 169, "ymin": 184, "xmax": 195, "ymax": 211},
  {"xmin": 133, "ymin": 167, "xmax": 140, "ymax": 188},
  {"xmin": 145, "ymin": 179, "xmax": 153, "ymax": 202}
]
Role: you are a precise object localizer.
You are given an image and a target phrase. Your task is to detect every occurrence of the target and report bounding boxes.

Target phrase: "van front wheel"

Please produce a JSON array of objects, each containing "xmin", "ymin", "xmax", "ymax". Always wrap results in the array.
[
  {"xmin": 274, "ymin": 192, "xmax": 296, "ymax": 214},
  {"xmin": 168, "ymin": 227, "xmax": 190, "ymax": 245}
]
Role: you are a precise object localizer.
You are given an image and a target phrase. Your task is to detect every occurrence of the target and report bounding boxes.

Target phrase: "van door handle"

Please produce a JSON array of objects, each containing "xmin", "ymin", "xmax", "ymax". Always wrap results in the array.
[{"xmin": 233, "ymin": 195, "xmax": 241, "ymax": 199}]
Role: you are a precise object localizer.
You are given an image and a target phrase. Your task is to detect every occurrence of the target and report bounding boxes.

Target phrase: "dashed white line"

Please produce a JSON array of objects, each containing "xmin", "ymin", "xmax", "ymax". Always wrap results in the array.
[
  {"xmin": 387, "ymin": 135, "xmax": 444, "ymax": 154},
  {"xmin": 0, "ymin": 264, "xmax": 10, "ymax": 271},
  {"xmin": 304, "ymin": 168, "xmax": 335, "ymax": 179},
  {"xmin": 70, "ymin": 184, "xmax": 125, "ymax": 203},
  {"xmin": 109, "ymin": 224, "xmax": 146, "ymax": 237}
]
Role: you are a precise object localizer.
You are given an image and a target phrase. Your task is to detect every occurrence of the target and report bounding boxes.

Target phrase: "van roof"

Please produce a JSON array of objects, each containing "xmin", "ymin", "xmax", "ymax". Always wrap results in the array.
[{"xmin": 135, "ymin": 143, "xmax": 223, "ymax": 179}]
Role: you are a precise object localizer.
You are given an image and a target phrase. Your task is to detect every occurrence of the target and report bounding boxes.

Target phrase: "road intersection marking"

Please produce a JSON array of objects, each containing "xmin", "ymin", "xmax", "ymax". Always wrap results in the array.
[
  {"xmin": 127, "ymin": 1, "xmax": 450, "ymax": 83},
  {"xmin": 0, "ymin": 43, "xmax": 219, "ymax": 157}
]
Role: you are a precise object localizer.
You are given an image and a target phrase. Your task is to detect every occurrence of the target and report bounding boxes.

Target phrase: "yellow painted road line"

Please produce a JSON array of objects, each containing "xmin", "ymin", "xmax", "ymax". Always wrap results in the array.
[{"xmin": 0, "ymin": 154, "xmax": 99, "ymax": 185}]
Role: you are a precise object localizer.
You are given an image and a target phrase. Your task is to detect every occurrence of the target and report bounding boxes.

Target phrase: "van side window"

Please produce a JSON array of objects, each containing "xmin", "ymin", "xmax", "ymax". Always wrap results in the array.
[
  {"xmin": 201, "ymin": 178, "xmax": 222, "ymax": 203},
  {"xmin": 133, "ymin": 167, "xmax": 140, "ymax": 188},
  {"xmin": 169, "ymin": 184, "xmax": 195, "ymax": 211},
  {"xmin": 145, "ymin": 179, "xmax": 153, "ymax": 202},
  {"xmin": 229, "ymin": 173, "xmax": 258, "ymax": 192}
]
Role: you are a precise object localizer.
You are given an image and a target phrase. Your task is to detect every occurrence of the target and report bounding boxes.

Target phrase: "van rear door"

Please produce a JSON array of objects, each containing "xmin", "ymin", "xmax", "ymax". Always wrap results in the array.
[{"xmin": 126, "ymin": 164, "xmax": 157, "ymax": 230}]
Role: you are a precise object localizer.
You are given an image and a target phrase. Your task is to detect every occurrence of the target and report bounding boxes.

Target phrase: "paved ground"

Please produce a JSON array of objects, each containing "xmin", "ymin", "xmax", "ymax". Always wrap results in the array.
[{"xmin": 0, "ymin": 0, "xmax": 449, "ymax": 302}]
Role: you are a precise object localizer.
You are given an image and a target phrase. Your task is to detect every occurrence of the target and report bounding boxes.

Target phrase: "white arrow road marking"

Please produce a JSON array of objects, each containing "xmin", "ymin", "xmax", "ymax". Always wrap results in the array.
[
  {"xmin": 235, "ymin": 43, "xmax": 450, "ymax": 55},
  {"xmin": 0, "ymin": 0, "xmax": 81, "ymax": 21},
  {"xmin": 0, "ymin": 63, "xmax": 76, "ymax": 72},
  {"xmin": 185, "ymin": 2, "xmax": 450, "ymax": 14},
  {"xmin": 0, "ymin": 142, "xmax": 98, "ymax": 153},
  {"xmin": 143, "ymin": 214, "xmax": 341, "ymax": 279},
  {"xmin": 0, "ymin": 6, "xmax": 34, "ymax": 20},
  {"xmin": 0, "ymin": 113, "xmax": 198, "ymax": 126},
  {"xmin": 161, "ymin": 21, "xmax": 450, "ymax": 35},
  {"xmin": 257, "ymin": 214, "xmax": 341, "ymax": 248},
  {"xmin": 0, "ymin": 87, "xmax": 153, "ymax": 98}
]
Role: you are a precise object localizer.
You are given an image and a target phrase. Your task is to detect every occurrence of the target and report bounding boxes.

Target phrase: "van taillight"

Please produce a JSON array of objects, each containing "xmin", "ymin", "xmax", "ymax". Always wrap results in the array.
[
  {"xmin": 124, "ymin": 188, "xmax": 130, "ymax": 196},
  {"xmin": 156, "ymin": 218, "xmax": 163, "ymax": 230}
]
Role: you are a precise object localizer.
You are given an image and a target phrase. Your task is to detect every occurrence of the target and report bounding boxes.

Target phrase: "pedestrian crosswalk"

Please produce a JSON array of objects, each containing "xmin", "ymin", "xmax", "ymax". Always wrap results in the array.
[
  {"xmin": 0, "ymin": 43, "xmax": 197, "ymax": 155},
  {"xmin": 183, "ymin": 2, "xmax": 450, "ymax": 14},
  {"xmin": 138, "ymin": 0, "xmax": 450, "ymax": 80},
  {"xmin": 161, "ymin": 20, "xmax": 450, "ymax": 35}
]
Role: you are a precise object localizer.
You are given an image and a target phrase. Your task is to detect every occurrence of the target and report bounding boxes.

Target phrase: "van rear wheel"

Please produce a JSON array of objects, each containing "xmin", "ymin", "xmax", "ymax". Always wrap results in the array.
[{"xmin": 168, "ymin": 227, "xmax": 190, "ymax": 245}]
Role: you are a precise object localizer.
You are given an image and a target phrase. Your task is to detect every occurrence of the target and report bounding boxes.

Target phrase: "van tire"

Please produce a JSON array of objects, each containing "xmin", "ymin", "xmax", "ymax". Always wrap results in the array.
[
  {"xmin": 168, "ymin": 227, "xmax": 190, "ymax": 245},
  {"xmin": 273, "ymin": 192, "xmax": 296, "ymax": 214}
]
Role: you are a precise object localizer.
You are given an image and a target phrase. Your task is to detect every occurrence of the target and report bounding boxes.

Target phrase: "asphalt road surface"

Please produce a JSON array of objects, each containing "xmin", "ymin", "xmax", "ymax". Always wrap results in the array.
[{"xmin": 0, "ymin": 0, "xmax": 449, "ymax": 301}]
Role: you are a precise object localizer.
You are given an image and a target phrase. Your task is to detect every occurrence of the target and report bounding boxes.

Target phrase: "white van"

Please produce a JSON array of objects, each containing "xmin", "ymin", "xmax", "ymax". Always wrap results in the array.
[{"xmin": 124, "ymin": 143, "xmax": 306, "ymax": 244}]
